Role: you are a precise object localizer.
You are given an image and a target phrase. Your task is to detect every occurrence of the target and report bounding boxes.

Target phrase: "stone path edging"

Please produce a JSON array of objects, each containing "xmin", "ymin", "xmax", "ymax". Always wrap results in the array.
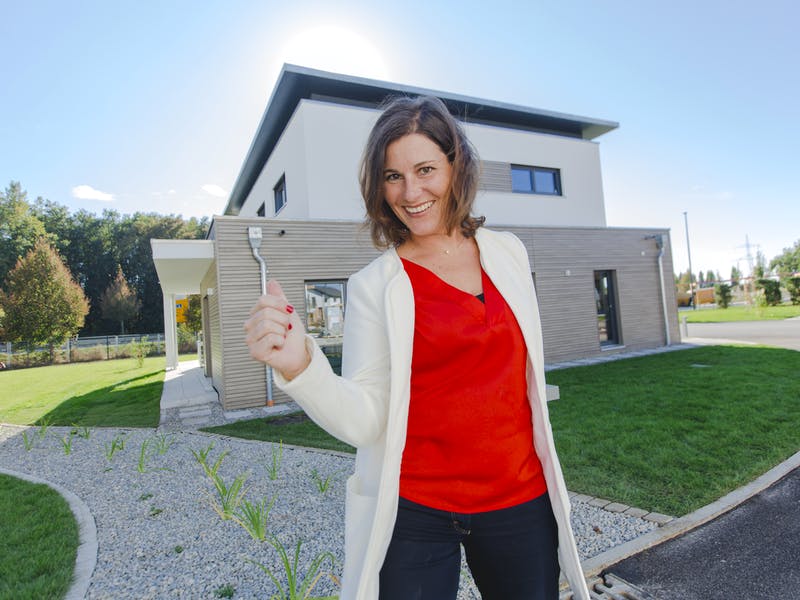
[
  {"xmin": 579, "ymin": 448, "xmax": 800, "ymax": 578},
  {"xmin": 0, "ymin": 466, "xmax": 98, "ymax": 600}
]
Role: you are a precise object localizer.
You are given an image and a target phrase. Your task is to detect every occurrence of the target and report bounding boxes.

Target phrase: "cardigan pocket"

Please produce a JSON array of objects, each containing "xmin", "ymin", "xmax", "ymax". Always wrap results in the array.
[{"xmin": 341, "ymin": 474, "xmax": 378, "ymax": 595}]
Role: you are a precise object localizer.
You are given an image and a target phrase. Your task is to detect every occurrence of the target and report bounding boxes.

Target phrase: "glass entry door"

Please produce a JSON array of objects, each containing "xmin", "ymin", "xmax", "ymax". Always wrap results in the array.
[{"xmin": 594, "ymin": 270, "xmax": 620, "ymax": 345}]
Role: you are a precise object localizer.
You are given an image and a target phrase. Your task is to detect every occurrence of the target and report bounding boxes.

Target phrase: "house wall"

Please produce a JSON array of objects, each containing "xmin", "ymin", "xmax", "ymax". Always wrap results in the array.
[
  {"xmin": 208, "ymin": 217, "xmax": 678, "ymax": 410},
  {"xmin": 238, "ymin": 99, "xmax": 607, "ymax": 228}
]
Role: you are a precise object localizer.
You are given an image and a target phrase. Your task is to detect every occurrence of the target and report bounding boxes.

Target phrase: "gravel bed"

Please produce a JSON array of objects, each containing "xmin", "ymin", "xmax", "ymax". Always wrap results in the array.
[{"xmin": 0, "ymin": 424, "xmax": 657, "ymax": 599}]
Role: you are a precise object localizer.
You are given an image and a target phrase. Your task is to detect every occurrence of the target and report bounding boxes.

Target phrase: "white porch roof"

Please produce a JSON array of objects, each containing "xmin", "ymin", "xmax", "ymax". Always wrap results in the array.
[{"xmin": 151, "ymin": 239, "xmax": 215, "ymax": 370}]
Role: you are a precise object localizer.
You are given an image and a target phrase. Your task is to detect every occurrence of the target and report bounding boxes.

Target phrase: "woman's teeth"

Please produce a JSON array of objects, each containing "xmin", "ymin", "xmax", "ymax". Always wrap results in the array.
[{"xmin": 406, "ymin": 201, "xmax": 433, "ymax": 214}]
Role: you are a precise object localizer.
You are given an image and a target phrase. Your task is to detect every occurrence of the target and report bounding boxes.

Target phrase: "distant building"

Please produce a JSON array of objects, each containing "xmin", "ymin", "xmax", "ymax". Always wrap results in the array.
[{"xmin": 152, "ymin": 65, "xmax": 680, "ymax": 410}]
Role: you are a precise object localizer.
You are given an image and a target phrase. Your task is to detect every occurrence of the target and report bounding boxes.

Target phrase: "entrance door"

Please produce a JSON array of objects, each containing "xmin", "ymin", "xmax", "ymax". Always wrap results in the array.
[{"xmin": 594, "ymin": 270, "xmax": 620, "ymax": 345}]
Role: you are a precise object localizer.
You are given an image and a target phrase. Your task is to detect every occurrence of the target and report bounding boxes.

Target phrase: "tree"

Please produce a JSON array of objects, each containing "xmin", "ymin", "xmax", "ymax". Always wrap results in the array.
[
  {"xmin": 730, "ymin": 265, "xmax": 742, "ymax": 288},
  {"xmin": 753, "ymin": 251, "xmax": 767, "ymax": 279},
  {"xmin": 714, "ymin": 283, "xmax": 732, "ymax": 308},
  {"xmin": 100, "ymin": 266, "xmax": 141, "ymax": 334},
  {"xmin": 770, "ymin": 239, "xmax": 800, "ymax": 278},
  {"xmin": 0, "ymin": 240, "xmax": 89, "ymax": 359},
  {"xmin": 0, "ymin": 181, "xmax": 49, "ymax": 284},
  {"xmin": 184, "ymin": 294, "xmax": 202, "ymax": 333}
]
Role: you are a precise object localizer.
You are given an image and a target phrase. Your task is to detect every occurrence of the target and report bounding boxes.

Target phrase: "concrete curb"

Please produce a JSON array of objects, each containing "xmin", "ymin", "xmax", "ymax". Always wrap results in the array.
[
  {"xmin": 0, "ymin": 466, "xmax": 98, "ymax": 600},
  {"xmin": 581, "ymin": 449, "xmax": 800, "ymax": 578}
]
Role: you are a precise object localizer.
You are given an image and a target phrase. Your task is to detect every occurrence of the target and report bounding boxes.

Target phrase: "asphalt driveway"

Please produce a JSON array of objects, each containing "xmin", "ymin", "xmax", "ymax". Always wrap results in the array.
[{"xmin": 684, "ymin": 317, "xmax": 800, "ymax": 351}]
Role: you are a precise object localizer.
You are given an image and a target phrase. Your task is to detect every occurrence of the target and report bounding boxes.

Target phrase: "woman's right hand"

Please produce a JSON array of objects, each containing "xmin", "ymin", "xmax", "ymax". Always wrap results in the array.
[{"xmin": 244, "ymin": 279, "xmax": 311, "ymax": 381}]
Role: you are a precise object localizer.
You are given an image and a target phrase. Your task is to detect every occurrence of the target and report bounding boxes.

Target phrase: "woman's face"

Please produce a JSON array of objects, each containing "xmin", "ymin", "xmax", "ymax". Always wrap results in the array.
[{"xmin": 382, "ymin": 133, "xmax": 452, "ymax": 241}]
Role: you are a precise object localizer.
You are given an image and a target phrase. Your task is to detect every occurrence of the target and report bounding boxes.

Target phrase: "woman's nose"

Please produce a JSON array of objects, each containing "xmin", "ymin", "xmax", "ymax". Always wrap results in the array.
[{"xmin": 403, "ymin": 176, "xmax": 422, "ymax": 201}]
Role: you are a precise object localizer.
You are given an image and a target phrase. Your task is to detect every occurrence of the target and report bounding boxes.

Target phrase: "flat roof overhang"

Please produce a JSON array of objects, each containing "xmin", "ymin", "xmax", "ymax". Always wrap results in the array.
[{"xmin": 150, "ymin": 239, "xmax": 215, "ymax": 294}]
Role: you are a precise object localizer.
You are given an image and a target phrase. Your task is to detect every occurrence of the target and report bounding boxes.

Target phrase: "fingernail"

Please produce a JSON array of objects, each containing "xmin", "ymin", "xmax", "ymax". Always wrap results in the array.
[
  {"xmin": 287, "ymin": 323, "xmax": 293, "ymax": 331},
  {"xmin": 286, "ymin": 305, "xmax": 294, "ymax": 314}
]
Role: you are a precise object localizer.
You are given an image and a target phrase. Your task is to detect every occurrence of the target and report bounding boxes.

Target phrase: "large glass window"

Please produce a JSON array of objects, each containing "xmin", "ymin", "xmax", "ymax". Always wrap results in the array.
[
  {"xmin": 274, "ymin": 175, "xmax": 287, "ymax": 215},
  {"xmin": 511, "ymin": 165, "xmax": 562, "ymax": 195},
  {"xmin": 304, "ymin": 280, "xmax": 346, "ymax": 338}
]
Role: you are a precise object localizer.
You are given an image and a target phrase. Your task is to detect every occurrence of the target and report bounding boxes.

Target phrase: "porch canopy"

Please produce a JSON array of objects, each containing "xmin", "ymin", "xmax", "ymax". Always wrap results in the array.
[{"xmin": 151, "ymin": 239, "xmax": 215, "ymax": 369}]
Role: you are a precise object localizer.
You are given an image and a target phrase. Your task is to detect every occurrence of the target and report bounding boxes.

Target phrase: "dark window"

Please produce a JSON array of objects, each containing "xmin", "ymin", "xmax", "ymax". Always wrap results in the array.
[
  {"xmin": 274, "ymin": 175, "xmax": 287, "ymax": 215},
  {"xmin": 511, "ymin": 165, "xmax": 562, "ymax": 195},
  {"xmin": 256, "ymin": 202, "xmax": 265, "ymax": 217},
  {"xmin": 594, "ymin": 270, "xmax": 621, "ymax": 346}
]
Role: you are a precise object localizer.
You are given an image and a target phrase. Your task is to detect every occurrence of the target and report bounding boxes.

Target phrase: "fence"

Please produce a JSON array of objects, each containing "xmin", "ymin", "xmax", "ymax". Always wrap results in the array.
[{"xmin": 0, "ymin": 333, "xmax": 180, "ymax": 370}]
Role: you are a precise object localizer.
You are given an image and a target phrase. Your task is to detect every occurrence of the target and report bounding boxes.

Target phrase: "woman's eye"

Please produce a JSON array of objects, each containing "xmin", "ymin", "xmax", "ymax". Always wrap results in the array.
[
  {"xmin": 419, "ymin": 166, "xmax": 434, "ymax": 175},
  {"xmin": 385, "ymin": 173, "xmax": 401, "ymax": 182}
]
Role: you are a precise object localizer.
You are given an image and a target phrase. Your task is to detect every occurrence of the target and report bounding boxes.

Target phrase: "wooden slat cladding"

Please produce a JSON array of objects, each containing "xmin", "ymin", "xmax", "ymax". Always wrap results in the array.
[
  {"xmin": 212, "ymin": 217, "xmax": 381, "ymax": 410},
  {"xmin": 479, "ymin": 160, "xmax": 512, "ymax": 192},
  {"xmin": 208, "ymin": 217, "xmax": 679, "ymax": 410}
]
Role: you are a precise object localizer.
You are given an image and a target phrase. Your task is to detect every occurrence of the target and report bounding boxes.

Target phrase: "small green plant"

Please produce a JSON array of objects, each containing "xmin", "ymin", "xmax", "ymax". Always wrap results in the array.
[
  {"xmin": 232, "ymin": 495, "xmax": 276, "ymax": 542},
  {"xmin": 214, "ymin": 584, "xmax": 235, "ymax": 599},
  {"xmin": 311, "ymin": 469, "xmax": 335, "ymax": 494},
  {"xmin": 153, "ymin": 432, "xmax": 176, "ymax": 455},
  {"xmin": 174, "ymin": 545, "xmax": 184, "ymax": 554},
  {"xmin": 37, "ymin": 418, "xmax": 52, "ymax": 440},
  {"xmin": 249, "ymin": 535, "xmax": 339, "ymax": 600},
  {"xmin": 104, "ymin": 435, "xmax": 126, "ymax": 461},
  {"xmin": 130, "ymin": 336, "xmax": 151, "ymax": 368},
  {"xmin": 149, "ymin": 506, "xmax": 163, "ymax": 517},
  {"xmin": 21, "ymin": 431, "xmax": 34, "ymax": 451},
  {"xmin": 70, "ymin": 424, "xmax": 91, "ymax": 439},
  {"xmin": 138, "ymin": 492, "xmax": 154, "ymax": 501},
  {"xmin": 60, "ymin": 432, "xmax": 75, "ymax": 455},
  {"xmin": 137, "ymin": 439, "xmax": 171, "ymax": 473},
  {"xmin": 266, "ymin": 440, "xmax": 283, "ymax": 481},
  {"xmin": 209, "ymin": 472, "xmax": 249, "ymax": 521},
  {"xmin": 191, "ymin": 442, "xmax": 218, "ymax": 470}
]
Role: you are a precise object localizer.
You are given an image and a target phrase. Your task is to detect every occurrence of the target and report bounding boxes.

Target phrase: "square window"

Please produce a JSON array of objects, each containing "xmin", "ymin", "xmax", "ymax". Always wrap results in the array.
[{"xmin": 274, "ymin": 175, "xmax": 287, "ymax": 215}]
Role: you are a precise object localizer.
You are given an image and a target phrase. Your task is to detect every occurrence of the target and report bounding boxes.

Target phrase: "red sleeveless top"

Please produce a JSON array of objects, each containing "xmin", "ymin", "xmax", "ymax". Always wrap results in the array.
[{"xmin": 398, "ymin": 258, "xmax": 547, "ymax": 513}]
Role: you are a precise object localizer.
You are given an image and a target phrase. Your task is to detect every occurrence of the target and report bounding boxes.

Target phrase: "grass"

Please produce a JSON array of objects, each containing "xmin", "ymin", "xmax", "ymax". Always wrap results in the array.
[
  {"xmin": 682, "ymin": 303, "xmax": 800, "ymax": 322},
  {"xmin": 547, "ymin": 345, "xmax": 800, "ymax": 516},
  {"xmin": 202, "ymin": 413, "xmax": 355, "ymax": 454},
  {"xmin": 0, "ymin": 474, "xmax": 79, "ymax": 599},
  {"xmin": 0, "ymin": 356, "xmax": 166, "ymax": 427}
]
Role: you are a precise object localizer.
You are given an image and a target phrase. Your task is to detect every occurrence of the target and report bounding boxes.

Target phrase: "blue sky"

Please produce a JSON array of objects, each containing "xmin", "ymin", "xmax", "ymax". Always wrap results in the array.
[{"xmin": 2, "ymin": 1, "xmax": 798, "ymax": 278}]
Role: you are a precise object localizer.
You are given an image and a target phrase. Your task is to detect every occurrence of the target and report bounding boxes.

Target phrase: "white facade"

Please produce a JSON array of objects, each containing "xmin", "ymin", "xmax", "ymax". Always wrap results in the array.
[{"xmin": 239, "ymin": 99, "xmax": 608, "ymax": 228}]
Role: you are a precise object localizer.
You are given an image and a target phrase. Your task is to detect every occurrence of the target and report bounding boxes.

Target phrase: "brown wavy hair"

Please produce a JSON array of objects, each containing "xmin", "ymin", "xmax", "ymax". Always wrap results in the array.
[{"xmin": 359, "ymin": 95, "xmax": 484, "ymax": 249}]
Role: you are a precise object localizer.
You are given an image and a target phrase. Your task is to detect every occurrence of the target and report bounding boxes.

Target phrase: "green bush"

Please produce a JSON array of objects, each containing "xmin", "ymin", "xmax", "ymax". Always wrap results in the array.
[
  {"xmin": 177, "ymin": 323, "xmax": 197, "ymax": 354},
  {"xmin": 714, "ymin": 283, "xmax": 732, "ymax": 308},
  {"xmin": 786, "ymin": 277, "xmax": 800, "ymax": 306},
  {"xmin": 755, "ymin": 279, "xmax": 782, "ymax": 306}
]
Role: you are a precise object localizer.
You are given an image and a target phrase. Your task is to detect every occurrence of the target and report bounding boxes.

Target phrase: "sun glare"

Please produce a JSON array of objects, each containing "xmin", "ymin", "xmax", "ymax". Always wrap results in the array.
[{"xmin": 280, "ymin": 25, "xmax": 390, "ymax": 80}]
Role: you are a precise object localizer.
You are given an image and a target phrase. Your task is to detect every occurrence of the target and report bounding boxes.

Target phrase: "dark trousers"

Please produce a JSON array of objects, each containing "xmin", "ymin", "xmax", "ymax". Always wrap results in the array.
[{"xmin": 379, "ymin": 492, "xmax": 560, "ymax": 600}]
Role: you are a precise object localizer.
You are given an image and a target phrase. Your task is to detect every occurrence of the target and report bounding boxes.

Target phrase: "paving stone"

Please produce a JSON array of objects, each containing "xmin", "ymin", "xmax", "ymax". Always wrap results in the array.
[
  {"xmin": 623, "ymin": 507, "xmax": 649, "ymax": 519},
  {"xmin": 604, "ymin": 502, "xmax": 630, "ymax": 513},
  {"xmin": 589, "ymin": 497, "xmax": 613, "ymax": 508},
  {"xmin": 571, "ymin": 493, "xmax": 593, "ymax": 504},
  {"xmin": 643, "ymin": 511, "xmax": 674, "ymax": 525}
]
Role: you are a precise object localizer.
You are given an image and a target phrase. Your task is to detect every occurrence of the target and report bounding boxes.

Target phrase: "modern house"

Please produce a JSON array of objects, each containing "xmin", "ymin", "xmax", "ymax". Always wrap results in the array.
[{"xmin": 152, "ymin": 64, "xmax": 680, "ymax": 411}]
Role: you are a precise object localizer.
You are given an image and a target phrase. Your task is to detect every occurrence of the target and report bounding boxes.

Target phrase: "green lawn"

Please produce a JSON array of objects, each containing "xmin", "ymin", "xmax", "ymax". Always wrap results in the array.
[
  {"xmin": 682, "ymin": 304, "xmax": 800, "ymax": 322},
  {"xmin": 0, "ymin": 356, "xmax": 165, "ymax": 427},
  {"xmin": 547, "ymin": 345, "xmax": 800, "ymax": 516},
  {"xmin": 0, "ymin": 474, "xmax": 79, "ymax": 600},
  {"xmin": 203, "ymin": 413, "xmax": 355, "ymax": 454}
]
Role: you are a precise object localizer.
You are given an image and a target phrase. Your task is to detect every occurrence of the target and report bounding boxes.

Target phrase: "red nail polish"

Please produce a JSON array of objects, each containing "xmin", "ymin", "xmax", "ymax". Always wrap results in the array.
[
  {"xmin": 287, "ymin": 323, "xmax": 293, "ymax": 331},
  {"xmin": 286, "ymin": 305, "xmax": 294, "ymax": 314}
]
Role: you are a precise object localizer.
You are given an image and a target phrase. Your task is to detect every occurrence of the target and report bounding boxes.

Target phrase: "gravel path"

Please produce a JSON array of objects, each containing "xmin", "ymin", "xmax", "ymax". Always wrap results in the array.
[{"xmin": 0, "ymin": 424, "xmax": 657, "ymax": 599}]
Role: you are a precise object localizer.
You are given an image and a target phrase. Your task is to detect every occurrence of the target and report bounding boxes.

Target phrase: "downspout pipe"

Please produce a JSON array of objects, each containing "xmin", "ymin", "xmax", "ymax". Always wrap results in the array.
[
  {"xmin": 247, "ymin": 226, "xmax": 274, "ymax": 406},
  {"xmin": 647, "ymin": 234, "xmax": 672, "ymax": 346}
]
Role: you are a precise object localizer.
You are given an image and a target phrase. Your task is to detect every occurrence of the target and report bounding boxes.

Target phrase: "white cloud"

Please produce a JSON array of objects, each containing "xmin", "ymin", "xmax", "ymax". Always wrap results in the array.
[
  {"xmin": 72, "ymin": 184, "xmax": 114, "ymax": 201},
  {"xmin": 201, "ymin": 184, "xmax": 227, "ymax": 198}
]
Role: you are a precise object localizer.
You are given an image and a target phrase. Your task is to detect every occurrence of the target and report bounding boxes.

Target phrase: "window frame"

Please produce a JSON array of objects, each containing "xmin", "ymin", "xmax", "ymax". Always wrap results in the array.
[
  {"xmin": 273, "ymin": 175, "xmax": 287, "ymax": 215},
  {"xmin": 303, "ymin": 279, "xmax": 347, "ymax": 338},
  {"xmin": 510, "ymin": 164, "xmax": 563, "ymax": 196}
]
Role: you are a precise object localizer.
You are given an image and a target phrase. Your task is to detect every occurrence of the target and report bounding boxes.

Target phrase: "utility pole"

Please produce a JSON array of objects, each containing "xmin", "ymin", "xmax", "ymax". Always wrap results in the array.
[{"xmin": 683, "ymin": 211, "xmax": 696, "ymax": 310}]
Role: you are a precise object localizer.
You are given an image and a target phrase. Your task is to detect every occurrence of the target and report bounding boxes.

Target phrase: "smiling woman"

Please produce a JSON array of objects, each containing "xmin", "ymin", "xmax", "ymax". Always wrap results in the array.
[{"xmin": 280, "ymin": 25, "xmax": 390, "ymax": 80}]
